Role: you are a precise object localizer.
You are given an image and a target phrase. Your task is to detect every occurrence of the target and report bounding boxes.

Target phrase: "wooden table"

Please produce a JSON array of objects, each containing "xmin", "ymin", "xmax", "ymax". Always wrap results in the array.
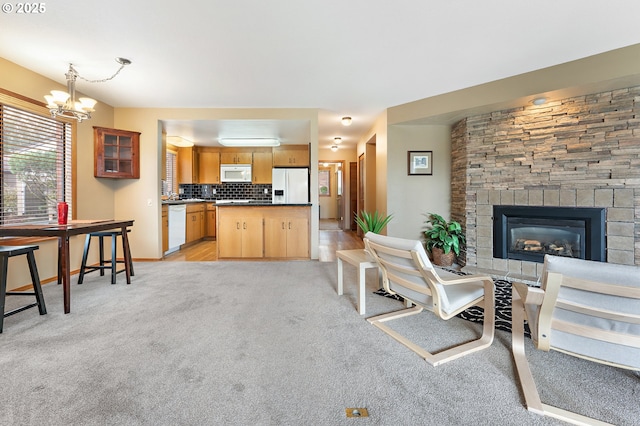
[
  {"xmin": 0, "ymin": 219, "xmax": 134, "ymax": 314},
  {"xmin": 336, "ymin": 249, "xmax": 378, "ymax": 315}
]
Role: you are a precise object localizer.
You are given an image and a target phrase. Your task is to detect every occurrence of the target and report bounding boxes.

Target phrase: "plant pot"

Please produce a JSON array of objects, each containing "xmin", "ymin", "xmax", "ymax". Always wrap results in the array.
[{"xmin": 431, "ymin": 247, "xmax": 455, "ymax": 266}]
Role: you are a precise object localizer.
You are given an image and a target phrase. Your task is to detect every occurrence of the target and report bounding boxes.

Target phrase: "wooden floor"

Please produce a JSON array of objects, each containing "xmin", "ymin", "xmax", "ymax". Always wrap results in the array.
[{"xmin": 163, "ymin": 228, "xmax": 363, "ymax": 262}]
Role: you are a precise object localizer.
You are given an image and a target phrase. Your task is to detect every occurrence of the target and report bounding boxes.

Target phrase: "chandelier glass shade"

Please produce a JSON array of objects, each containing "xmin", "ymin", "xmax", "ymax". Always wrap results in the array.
[{"xmin": 45, "ymin": 64, "xmax": 96, "ymax": 122}]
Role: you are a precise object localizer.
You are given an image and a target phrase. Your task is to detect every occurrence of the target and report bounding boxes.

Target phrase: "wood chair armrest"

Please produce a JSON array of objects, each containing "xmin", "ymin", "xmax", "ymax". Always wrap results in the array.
[
  {"xmin": 435, "ymin": 273, "xmax": 494, "ymax": 286},
  {"xmin": 513, "ymin": 281, "xmax": 545, "ymax": 306}
]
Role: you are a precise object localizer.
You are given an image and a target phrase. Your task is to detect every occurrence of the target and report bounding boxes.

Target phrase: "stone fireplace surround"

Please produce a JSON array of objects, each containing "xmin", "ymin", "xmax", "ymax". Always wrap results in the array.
[{"xmin": 450, "ymin": 85, "xmax": 640, "ymax": 282}]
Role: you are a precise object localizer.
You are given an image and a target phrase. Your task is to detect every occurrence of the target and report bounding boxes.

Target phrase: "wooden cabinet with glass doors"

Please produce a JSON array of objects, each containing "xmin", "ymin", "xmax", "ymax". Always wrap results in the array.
[{"xmin": 94, "ymin": 126, "xmax": 141, "ymax": 179}]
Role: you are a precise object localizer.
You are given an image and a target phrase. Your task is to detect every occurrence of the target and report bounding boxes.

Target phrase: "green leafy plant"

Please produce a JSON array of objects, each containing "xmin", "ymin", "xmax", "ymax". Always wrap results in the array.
[
  {"xmin": 424, "ymin": 213, "xmax": 465, "ymax": 255},
  {"xmin": 354, "ymin": 210, "xmax": 393, "ymax": 234}
]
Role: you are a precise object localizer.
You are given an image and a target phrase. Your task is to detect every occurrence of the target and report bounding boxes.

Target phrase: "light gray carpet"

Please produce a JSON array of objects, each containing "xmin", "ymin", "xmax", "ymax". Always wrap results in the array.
[{"xmin": 1, "ymin": 261, "xmax": 638, "ymax": 425}]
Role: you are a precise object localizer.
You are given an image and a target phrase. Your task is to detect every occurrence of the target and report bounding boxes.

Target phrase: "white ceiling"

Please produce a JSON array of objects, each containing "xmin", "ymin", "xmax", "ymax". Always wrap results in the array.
[{"xmin": 2, "ymin": 1, "xmax": 640, "ymax": 148}]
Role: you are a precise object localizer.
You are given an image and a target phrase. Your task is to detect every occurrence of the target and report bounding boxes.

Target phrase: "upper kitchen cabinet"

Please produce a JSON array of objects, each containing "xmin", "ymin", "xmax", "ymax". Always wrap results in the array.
[
  {"xmin": 220, "ymin": 149, "xmax": 252, "ymax": 164},
  {"xmin": 252, "ymin": 150, "xmax": 273, "ymax": 184},
  {"xmin": 273, "ymin": 145, "xmax": 309, "ymax": 167},
  {"xmin": 93, "ymin": 126, "xmax": 141, "ymax": 179},
  {"xmin": 198, "ymin": 148, "xmax": 220, "ymax": 184},
  {"xmin": 178, "ymin": 146, "xmax": 199, "ymax": 184}
]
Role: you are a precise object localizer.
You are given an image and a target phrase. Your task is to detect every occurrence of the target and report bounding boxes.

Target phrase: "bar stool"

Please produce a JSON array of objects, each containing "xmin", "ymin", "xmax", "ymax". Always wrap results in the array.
[
  {"xmin": 0, "ymin": 245, "xmax": 47, "ymax": 333},
  {"xmin": 77, "ymin": 230, "xmax": 134, "ymax": 285}
]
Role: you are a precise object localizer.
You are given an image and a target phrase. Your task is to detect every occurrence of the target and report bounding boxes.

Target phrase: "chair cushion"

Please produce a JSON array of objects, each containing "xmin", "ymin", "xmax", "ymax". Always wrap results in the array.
[{"xmin": 364, "ymin": 233, "xmax": 485, "ymax": 315}]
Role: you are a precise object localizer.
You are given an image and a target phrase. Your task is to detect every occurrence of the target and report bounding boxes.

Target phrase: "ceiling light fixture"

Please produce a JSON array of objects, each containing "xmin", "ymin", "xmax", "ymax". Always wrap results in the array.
[
  {"xmin": 44, "ymin": 57, "xmax": 131, "ymax": 122},
  {"xmin": 532, "ymin": 97, "xmax": 547, "ymax": 105},
  {"xmin": 341, "ymin": 116, "xmax": 352, "ymax": 126},
  {"xmin": 331, "ymin": 145, "xmax": 338, "ymax": 152},
  {"xmin": 219, "ymin": 138, "xmax": 280, "ymax": 147},
  {"xmin": 334, "ymin": 137, "xmax": 342, "ymax": 144},
  {"xmin": 167, "ymin": 136, "xmax": 194, "ymax": 147}
]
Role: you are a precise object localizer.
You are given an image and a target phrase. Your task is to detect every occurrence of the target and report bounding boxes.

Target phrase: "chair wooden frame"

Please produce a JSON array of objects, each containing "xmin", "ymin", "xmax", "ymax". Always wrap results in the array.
[
  {"xmin": 511, "ymin": 255, "xmax": 640, "ymax": 425},
  {"xmin": 364, "ymin": 235, "xmax": 495, "ymax": 367}
]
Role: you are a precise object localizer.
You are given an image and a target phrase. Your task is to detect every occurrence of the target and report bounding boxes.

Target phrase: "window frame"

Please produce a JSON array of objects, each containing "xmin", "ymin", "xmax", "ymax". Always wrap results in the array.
[{"xmin": 0, "ymin": 88, "xmax": 77, "ymax": 224}]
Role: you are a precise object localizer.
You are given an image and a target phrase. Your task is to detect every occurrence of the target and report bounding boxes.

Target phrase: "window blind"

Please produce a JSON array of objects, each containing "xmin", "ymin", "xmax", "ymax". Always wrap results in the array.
[
  {"xmin": 0, "ymin": 103, "xmax": 72, "ymax": 224},
  {"xmin": 165, "ymin": 150, "xmax": 177, "ymax": 195}
]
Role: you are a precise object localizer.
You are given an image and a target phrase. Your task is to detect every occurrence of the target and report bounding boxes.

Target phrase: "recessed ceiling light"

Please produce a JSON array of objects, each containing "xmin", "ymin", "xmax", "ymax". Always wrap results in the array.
[
  {"xmin": 532, "ymin": 97, "xmax": 547, "ymax": 105},
  {"xmin": 167, "ymin": 136, "xmax": 194, "ymax": 147},
  {"xmin": 341, "ymin": 117, "xmax": 352, "ymax": 126}
]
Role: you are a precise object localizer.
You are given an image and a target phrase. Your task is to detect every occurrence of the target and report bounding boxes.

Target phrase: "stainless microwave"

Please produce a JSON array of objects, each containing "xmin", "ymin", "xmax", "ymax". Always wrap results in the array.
[{"xmin": 220, "ymin": 164, "xmax": 252, "ymax": 182}]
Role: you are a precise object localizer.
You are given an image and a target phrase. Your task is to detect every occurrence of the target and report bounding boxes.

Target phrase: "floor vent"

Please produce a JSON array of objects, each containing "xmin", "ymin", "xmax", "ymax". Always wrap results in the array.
[{"xmin": 345, "ymin": 408, "xmax": 369, "ymax": 418}]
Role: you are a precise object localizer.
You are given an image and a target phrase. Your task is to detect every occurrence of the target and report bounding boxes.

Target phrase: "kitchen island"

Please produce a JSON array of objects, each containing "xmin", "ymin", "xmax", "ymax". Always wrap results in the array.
[{"xmin": 216, "ymin": 203, "xmax": 311, "ymax": 259}]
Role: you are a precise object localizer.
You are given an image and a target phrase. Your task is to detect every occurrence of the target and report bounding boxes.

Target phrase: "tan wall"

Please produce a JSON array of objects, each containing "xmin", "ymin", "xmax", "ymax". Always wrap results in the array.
[
  {"xmin": 356, "ymin": 113, "xmax": 389, "ymax": 233},
  {"xmin": 0, "ymin": 58, "xmax": 116, "ymax": 289},
  {"xmin": 386, "ymin": 124, "xmax": 451, "ymax": 240}
]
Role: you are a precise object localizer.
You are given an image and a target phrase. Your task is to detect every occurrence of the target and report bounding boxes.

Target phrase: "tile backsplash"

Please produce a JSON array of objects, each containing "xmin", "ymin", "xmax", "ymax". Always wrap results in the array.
[{"xmin": 179, "ymin": 183, "xmax": 272, "ymax": 201}]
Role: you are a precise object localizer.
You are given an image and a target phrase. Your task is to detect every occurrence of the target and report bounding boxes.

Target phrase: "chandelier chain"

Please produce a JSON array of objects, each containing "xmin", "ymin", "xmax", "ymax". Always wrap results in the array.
[{"xmin": 73, "ymin": 63, "xmax": 127, "ymax": 84}]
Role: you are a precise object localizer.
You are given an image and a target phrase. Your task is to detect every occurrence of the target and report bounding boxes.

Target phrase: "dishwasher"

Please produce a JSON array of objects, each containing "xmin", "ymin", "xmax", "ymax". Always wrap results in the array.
[{"xmin": 167, "ymin": 204, "xmax": 187, "ymax": 254}]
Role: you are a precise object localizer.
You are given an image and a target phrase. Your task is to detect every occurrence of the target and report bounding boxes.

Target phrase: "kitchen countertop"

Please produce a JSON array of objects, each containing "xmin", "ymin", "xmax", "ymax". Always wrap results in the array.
[
  {"xmin": 215, "ymin": 202, "xmax": 312, "ymax": 206},
  {"xmin": 162, "ymin": 199, "xmax": 311, "ymax": 206}
]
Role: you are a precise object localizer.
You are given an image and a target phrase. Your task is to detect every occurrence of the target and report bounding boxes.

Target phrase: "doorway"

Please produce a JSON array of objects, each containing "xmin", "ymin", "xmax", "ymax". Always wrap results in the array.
[{"xmin": 318, "ymin": 160, "xmax": 345, "ymax": 230}]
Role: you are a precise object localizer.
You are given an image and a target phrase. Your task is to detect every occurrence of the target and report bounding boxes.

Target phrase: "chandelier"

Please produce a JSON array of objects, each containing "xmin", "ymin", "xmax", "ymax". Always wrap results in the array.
[{"xmin": 44, "ymin": 57, "xmax": 131, "ymax": 122}]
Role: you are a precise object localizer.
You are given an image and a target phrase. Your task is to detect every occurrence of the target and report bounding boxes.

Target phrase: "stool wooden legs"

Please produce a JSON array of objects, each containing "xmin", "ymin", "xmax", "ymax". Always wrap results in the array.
[
  {"xmin": 0, "ymin": 245, "xmax": 47, "ymax": 333},
  {"xmin": 78, "ymin": 231, "xmax": 134, "ymax": 285}
]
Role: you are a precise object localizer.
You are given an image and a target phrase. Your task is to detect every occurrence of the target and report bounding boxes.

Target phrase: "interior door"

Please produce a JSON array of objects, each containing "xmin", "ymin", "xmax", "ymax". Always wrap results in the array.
[
  {"xmin": 358, "ymin": 154, "xmax": 365, "ymax": 237},
  {"xmin": 334, "ymin": 165, "xmax": 344, "ymax": 229},
  {"xmin": 349, "ymin": 162, "xmax": 357, "ymax": 231}
]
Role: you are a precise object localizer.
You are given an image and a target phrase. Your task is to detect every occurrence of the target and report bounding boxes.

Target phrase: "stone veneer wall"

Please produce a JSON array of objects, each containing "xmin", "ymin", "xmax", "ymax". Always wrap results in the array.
[{"xmin": 451, "ymin": 86, "xmax": 640, "ymax": 280}]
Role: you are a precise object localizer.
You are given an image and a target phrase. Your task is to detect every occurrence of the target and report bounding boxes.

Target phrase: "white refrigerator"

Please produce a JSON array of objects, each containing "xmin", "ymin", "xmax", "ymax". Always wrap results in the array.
[{"xmin": 272, "ymin": 168, "xmax": 309, "ymax": 204}]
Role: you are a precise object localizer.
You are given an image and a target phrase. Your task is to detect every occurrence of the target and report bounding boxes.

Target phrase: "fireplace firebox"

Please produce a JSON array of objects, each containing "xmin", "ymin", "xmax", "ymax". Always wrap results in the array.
[{"xmin": 493, "ymin": 205, "xmax": 605, "ymax": 263}]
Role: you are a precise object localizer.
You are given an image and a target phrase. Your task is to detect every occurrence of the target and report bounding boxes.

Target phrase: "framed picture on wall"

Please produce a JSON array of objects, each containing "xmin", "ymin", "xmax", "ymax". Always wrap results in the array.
[{"xmin": 408, "ymin": 151, "xmax": 433, "ymax": 175}]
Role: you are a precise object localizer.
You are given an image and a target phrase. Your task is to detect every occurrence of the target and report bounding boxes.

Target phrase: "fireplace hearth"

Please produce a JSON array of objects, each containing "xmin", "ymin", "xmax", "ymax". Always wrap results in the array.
[{"xmin": 493, "ymin": 206, "xmax": 605, "ymax": 263}]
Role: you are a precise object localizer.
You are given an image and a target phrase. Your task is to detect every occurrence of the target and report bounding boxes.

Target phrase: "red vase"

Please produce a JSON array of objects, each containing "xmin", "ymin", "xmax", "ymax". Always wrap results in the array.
[{"xmin": 57, "ymin": 202, "xmax": 68, "ymax": 225}]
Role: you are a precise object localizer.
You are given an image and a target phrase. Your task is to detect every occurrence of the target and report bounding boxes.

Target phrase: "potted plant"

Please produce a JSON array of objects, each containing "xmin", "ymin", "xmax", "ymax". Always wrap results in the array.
[
  {"xmin": 354, "ymin": 210, "xmax": 393, "ymax": 234},
  {"xmin": 423, "ymin": 213, "xmax": 465, "ymax": 266}
]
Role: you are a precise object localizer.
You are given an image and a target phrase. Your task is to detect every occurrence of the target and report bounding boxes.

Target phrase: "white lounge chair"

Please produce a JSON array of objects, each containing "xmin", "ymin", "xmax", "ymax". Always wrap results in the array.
[
  {"xmin": 512, "ymin": 254, "xmax": 640, "ymax": 425},
  {"xmin": 363, "ymin": 232, "xmax": 495, "ymax": 366}
]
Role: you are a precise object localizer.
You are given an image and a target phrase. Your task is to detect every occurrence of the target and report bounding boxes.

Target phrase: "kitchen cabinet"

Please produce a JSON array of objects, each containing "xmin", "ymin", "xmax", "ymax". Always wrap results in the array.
[
  {"xmin": 220, "ymin": 150, "xmax": 252, "ymax": 164},
  {"xmin": 178, "ymin": 146, "xmax": 199, "ymax": 184},
  {"xmin": 217, "ymin": 205, "xmax": 309, "ymax": 259},
  {"xmin": 205, "ymin": 204, "xmax": 216, "ymax": 239},
  {"xmin": 186, "ymin": 203, "xmax": 205, "ymax": 243},
  {"xmin": 273, "ymin": 145, "xmax": 309, "ymax": 167},
  {"xmin": 198, "ymin": 149, "xmax": 220, "ymax": 183},
  {"xmin": 218, "ymin": 208, "xmax": 263, "ymax": 258},
  {"xmin": 93, "ymin": 126, "xmax": 141, "ymax": 179},
  {"xmin": 252, "ymin": 150, "xmax": 273, "ymax": 184},
  {"xmin": 264, "ymin": 207, "xmax": 309, "ymax": 258},
  {"xmin": 162, "ymin": 205, "xmax": 169, "ymax": 253}
]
